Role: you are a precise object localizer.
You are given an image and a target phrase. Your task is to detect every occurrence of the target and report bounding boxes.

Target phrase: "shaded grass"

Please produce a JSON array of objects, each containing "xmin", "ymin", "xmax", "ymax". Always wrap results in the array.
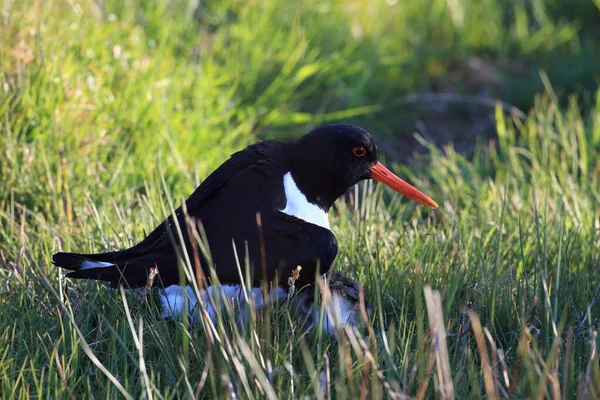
[
  {"xmin": 2, "ymin": 92, "xmax": 599, "ymax": 397},
  {"xmin": 1, "ymin": 0, "xmax": 600, "ymax": 398}
]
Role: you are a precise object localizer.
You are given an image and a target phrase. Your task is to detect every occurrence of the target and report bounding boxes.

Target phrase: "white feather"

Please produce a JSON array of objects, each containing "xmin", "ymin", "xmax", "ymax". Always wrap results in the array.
[
  {"xmin": 314, "ymin": 294, "xmax": 356, "ymax": 334},
  {"xmin": 159, "ymin": 285, "xmax": 200, "ymax": 320},
  {"xmin": 280, "ymin": 172, "xmax": 330, "ymax": 230},
  {"xmin": 159, "ymin": 284, "xmax": 358, "ymax": 335},
  {"xmin": 159, "ymin": 284, "xmax": 287, "ymax": 323},
  {"xmin": 80, "ymin": 260, "xmax": 114, "ymax": 270}
]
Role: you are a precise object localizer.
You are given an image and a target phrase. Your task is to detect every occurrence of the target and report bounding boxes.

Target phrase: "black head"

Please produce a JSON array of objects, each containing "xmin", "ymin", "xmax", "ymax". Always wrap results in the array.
[{"xmin": 288, "ymin": 124, "xmax": 438, "ymax": 211}]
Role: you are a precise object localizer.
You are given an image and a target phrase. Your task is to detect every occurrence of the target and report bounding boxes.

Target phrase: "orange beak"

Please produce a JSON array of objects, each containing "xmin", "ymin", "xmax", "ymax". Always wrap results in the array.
[{"xmin": 370, "ymin": 162, "xmax": 438, "ymax": 209}]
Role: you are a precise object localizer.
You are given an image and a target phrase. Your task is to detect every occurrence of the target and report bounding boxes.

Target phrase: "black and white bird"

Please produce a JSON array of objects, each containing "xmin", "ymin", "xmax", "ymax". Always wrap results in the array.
[{"xmin": 53, "ymin": 124, "xmax": 438, "ymax": 331}]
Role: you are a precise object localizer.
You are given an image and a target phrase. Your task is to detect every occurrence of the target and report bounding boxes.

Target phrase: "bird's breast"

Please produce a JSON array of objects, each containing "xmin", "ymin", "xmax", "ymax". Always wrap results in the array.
[{"xmin": 279, "ymin": 171, "xmax": 330, "ymax": 230}]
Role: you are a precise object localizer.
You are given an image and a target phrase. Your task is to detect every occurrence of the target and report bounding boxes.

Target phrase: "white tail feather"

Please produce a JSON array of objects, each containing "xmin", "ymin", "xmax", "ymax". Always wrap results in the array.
[{"xmin": 80, "ymin": 260, "xmax": 115, "ymax": 270}]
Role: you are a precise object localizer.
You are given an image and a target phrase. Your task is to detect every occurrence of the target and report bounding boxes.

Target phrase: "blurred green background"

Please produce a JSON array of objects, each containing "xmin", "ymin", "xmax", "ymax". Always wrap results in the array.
[{"xmin": 2, "ymin": 0, "xmax": 599, "ymax": 207}]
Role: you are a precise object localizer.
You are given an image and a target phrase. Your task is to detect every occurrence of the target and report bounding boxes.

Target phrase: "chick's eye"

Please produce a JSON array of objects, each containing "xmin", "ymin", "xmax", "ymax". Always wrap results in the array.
[{"xmin": 353, "ymin": 146, "xmax": 366, "ymax": 157}]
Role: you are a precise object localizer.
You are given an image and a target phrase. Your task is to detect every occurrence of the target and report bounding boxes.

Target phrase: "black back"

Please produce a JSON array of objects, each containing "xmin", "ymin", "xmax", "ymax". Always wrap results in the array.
[
  {"xmin": 59, "ymin": 140, "xmax": 337, "ymax": 289},
  {"xmin": 55, "ymin": 124, "xmax": 384, "ymax": 290}
]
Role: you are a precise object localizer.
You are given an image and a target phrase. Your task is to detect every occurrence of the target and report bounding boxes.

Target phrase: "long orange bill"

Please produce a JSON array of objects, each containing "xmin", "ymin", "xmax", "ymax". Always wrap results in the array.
[{"xmin": 370, "ymin": 162, "xmax": 438, "ymax": 209}]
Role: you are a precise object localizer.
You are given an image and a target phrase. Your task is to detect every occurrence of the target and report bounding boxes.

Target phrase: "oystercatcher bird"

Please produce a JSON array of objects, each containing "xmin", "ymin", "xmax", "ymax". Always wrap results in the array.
[{"xmin": 53, "ymin": 124, "xmax": 437, "ymax": 329}]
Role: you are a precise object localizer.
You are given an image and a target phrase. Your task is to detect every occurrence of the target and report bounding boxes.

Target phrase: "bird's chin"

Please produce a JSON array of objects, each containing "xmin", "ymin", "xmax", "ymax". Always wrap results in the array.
[{"xmin": 363, "ymin": 166, "xmax": 376, "ymax": 181}]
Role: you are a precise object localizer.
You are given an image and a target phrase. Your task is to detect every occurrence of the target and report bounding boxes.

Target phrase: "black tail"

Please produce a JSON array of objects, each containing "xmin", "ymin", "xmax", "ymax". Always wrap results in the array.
[
  {"xmin": 52, "ymin": 252, "xmax": 112, "ymax": 270},
  {"xmin": 52, "ymin": 251, "xmax": 126, "ymax": 286},
  {"xmin": 52, "ymin": 251, "xmax": 175, "ymax": 288}
]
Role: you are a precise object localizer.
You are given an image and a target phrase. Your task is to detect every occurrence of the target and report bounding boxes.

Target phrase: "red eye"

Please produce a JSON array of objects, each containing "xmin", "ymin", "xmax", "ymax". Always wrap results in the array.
[{"xmin": 353, "ymin": 146, "xmax": 366, "ymax": 157}]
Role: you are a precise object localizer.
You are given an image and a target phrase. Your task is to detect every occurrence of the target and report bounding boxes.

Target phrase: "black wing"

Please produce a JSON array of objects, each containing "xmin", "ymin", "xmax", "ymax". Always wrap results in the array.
[
  {"xmin": 54, "ymin": 140, "xmax": 292, "ymax": 287},
  {"xmin": 139, "ymin": 140, "xmax": 289, "ymax": 249}
]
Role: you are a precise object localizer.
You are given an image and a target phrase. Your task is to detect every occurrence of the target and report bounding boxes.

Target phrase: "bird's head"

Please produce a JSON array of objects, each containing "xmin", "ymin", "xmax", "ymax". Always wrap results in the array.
[{"xmin": 289, "ymin": 124, "xmax": 438, "ymax": 211}]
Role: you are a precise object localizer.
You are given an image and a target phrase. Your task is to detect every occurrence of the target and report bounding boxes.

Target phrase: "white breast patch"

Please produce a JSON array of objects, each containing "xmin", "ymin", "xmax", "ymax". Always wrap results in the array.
[{"xmin": 280, "ymin": 172, "xmax": 330, "ymax": 230}]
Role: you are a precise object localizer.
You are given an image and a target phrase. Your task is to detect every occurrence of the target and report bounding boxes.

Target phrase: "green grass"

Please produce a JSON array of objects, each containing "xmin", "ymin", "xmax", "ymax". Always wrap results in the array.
[{"xmin": 1, "ymin": 0, "xmax": 600, "ymax": 398}]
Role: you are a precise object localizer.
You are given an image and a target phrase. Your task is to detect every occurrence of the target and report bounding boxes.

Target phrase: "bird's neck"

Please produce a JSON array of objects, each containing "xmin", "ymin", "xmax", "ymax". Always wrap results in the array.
[
  {"xmin": 287, "ymin": 168, "xmax": 339, "ymax": 212},
  {"xmin": 286, "ymin": 141, "xmax": 350, "ymax": 212},
  {"xmin": 280, "ymin": 172, "xmax": 331, "ymax": 229}
]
